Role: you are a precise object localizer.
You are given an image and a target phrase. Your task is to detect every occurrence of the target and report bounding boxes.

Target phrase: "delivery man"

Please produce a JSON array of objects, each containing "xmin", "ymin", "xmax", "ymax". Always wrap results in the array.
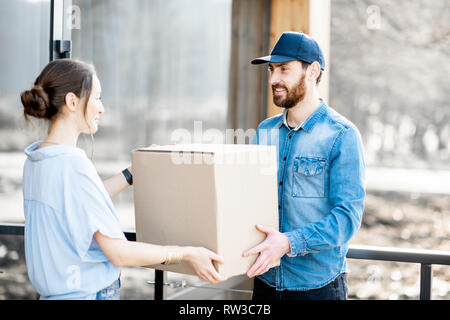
[{"xmin": 243, "ymin": 31, "xmax": 366, "ymax": 300}]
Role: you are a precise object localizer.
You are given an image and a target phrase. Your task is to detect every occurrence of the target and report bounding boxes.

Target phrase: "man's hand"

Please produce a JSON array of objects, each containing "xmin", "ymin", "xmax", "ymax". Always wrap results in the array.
[{"xmin": 242, "ymin": 224, "xmax": 291, "ymax": 278}]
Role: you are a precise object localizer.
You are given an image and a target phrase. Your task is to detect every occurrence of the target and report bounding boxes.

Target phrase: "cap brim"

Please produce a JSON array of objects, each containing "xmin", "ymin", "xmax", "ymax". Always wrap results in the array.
[{"xmin": 251, "ymin": 55, "xmax": 297, "ymax": 65}]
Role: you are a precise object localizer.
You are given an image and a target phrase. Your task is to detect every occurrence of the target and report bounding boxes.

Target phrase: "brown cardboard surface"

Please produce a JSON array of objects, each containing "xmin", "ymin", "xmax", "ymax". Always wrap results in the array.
[{"xmin": 132, "ymin": 144, "xmax": 279, "ymax": 279}]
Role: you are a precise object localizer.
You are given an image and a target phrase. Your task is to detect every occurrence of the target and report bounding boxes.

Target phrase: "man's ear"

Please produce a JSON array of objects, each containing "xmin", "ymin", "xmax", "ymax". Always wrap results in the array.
[
  {"xmin": 64, "ymin": 92, "xmax": 79, "ymax": 113},
  {"xmin": 308, "ymin": 62, "xmax": 321, "ymax": 84}
]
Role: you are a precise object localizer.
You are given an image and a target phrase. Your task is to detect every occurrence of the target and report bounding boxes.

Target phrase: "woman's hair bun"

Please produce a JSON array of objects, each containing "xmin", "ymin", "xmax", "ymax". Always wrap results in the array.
[
  {"xmin": 21, "ymin": 59, "xmax": 96, "ymax": 122},
  {"xmin": 21, "ymin": 85, "xmax": 50, "ymax": 119}
]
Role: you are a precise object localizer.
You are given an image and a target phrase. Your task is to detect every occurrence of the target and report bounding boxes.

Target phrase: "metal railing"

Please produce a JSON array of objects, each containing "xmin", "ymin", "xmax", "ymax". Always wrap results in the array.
[
  {"xmin": 1, "ymin": 223, "xmax": 450, "ymax": 300},
  {"xmin": 346, "ymin": 244, "xmax": 450, "ymax": 300}
]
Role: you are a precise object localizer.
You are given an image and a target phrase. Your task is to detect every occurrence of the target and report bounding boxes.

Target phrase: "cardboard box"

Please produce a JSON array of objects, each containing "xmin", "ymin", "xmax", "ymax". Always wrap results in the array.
[{"xmin": 132, "ymin": 144, "xmax": 279, "ymax": 279}]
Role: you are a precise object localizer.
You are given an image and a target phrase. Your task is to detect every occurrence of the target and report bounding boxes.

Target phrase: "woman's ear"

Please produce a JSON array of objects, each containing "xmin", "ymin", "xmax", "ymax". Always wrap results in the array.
[{"xmin": 64, "ymin": 92, "xmax": 79, "ymax": 113}]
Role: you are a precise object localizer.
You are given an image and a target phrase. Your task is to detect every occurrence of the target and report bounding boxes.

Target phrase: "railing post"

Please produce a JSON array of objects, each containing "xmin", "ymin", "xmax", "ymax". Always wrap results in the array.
[
  {"xmin": 420, "ymin": 264, "xmax": 432, "ymax": 300},
  {"xmin": 154, "ymin": 270, "xmax": 166, "ymax": 300}
]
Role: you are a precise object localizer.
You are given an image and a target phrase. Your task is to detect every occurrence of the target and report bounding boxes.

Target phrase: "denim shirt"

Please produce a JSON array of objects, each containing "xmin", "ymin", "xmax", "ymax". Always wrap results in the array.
[{"xmin": 252, "ymin": 100, "xmax": 366, "ymax": 290}]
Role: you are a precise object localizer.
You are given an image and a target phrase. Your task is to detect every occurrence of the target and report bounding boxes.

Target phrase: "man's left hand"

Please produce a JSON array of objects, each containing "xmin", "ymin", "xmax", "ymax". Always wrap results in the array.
[{"xmin": 242, "ymin": 224, "xmax": 291, "ymax": 278}]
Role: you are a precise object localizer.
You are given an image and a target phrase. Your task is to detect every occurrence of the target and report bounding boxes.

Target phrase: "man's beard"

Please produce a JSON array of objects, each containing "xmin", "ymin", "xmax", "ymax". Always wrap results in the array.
[{"xmin": 272, "ymin": 73, "xmax": 306, "ymax": 109}]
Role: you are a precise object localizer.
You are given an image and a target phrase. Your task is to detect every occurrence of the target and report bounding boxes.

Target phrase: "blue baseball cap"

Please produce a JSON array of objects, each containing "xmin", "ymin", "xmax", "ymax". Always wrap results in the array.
[{"xmin": 251, "ymin": 31, "xmax": 325, "ymax": 70}]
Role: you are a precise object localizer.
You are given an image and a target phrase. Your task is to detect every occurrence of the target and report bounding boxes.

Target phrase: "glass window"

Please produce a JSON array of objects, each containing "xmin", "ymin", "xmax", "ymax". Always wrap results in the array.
[
  {"xmin": 0, "ymin": 0, "xmax": 51, "ymax": 224},
  {"xmin": 72, "ymin": 0, "xmax": 232, "ymax": 158},
  {"xmin": 0, "ymin": 0, "xmax": 51, "ymax": 300}
]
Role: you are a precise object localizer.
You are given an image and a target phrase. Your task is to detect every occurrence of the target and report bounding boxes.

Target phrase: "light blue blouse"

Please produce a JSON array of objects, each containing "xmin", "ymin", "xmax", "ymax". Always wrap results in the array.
[{"xmin": 22, "ymin": 141, "xmax": 126, "ymax": 300}]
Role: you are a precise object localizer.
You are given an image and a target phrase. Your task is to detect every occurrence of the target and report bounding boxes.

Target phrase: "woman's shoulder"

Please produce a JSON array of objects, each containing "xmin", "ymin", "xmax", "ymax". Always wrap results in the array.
[{"xmin": 56, "ymin": 153, "xmax": 99, "ymax": 184}]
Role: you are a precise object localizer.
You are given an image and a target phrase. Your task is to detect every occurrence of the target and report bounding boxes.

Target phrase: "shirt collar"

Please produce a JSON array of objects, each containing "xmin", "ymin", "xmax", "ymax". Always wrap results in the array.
[
  {"xmin": 278, "ymin": 98, "xmax": 328, "ymax": 132},
  {"xmin": 24, "ymin": 141, "xmax": 86, "ymax": 161},
  {"xmin": 282, "ymin": 109, "xmax": 303, "ymax": 131}
]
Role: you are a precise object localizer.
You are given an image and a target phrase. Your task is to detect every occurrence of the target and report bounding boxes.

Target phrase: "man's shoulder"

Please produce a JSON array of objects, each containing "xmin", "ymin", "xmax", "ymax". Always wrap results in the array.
[
  {"xmin": 323, "ymin": 106, "xmax": 364, "ymax": 153},
  {"xmin": 324, "ymin": 106, "xmax": 359, "ymax": 134}
]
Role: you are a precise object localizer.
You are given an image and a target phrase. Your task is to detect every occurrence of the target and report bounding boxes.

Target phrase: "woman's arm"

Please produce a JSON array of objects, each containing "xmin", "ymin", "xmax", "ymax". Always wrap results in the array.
[
  {"xmin": 103, "ymin": 166, "xmax": 132, "ymax": 199},
  {"xmin": 94, "ymin": 231, "xmax": 226, "ymax": 284},
  {"xmin": 104, "ymin": 144, "xmax": 161, "ymax": 198}
]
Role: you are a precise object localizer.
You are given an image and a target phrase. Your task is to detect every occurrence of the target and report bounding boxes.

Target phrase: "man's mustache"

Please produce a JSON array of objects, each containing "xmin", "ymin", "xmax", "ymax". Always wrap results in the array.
[{"xmin": 272, "ymin": 85, "xmax": 288, "ymax": 91}]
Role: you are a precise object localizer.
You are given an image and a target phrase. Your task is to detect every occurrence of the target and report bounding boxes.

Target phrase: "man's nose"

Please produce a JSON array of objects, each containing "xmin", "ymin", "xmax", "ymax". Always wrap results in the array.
[{"xmin": 269, "ymin": 71, "xmax": 281, "ymax": 87}]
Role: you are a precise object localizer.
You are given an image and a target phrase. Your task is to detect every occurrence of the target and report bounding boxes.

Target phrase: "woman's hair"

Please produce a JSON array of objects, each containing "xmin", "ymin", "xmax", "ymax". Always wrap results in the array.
[
  {"xmin": 21, "ymin": 59, "xmax": 96, "ymax": 122},
  {"xmin": 21, "ymin": 59, "xmax": 97, "ymax": 158}
]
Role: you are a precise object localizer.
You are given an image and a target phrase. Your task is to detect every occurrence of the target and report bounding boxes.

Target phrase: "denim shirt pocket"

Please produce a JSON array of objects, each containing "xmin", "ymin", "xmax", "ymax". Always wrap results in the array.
[{"xmin": 292, "ymin": 156, "xmax": 326, "ymax": 198}]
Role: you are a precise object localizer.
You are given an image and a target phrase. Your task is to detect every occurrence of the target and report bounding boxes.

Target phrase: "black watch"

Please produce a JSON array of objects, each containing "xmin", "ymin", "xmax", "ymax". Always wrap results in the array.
[{"xmin": 122, "ymin": 168, "xmax": 133, "ymax": 186}]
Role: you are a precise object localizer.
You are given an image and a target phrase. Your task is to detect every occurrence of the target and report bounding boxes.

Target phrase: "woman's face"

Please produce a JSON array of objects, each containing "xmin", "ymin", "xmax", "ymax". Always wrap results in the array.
[{"xmin": 77, "ymin": 75, "xmax": 104, "ymax": 134}]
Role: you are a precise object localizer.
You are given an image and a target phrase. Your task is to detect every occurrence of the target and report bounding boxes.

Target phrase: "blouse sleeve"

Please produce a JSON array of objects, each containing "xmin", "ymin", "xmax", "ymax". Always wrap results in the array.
[{"xmin": 63, "ymin": 156, "xmax": 126, "ymax": 263}]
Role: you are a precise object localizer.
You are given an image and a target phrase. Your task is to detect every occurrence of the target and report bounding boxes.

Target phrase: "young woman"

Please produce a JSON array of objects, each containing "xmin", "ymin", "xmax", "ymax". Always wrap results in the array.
[{"xmin": 20, "ymin": 59, "xmax": 225, "ymax": 300}]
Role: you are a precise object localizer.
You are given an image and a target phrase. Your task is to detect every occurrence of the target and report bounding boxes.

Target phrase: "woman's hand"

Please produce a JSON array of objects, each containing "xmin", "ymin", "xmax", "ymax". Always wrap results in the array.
[
  {"xmin": 182, "ymin": 247, "xmax": 227, "ymax": 284},
  {"xmin": 95, "ymin": 233, "xmax": 226, "ymax": 285}
]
